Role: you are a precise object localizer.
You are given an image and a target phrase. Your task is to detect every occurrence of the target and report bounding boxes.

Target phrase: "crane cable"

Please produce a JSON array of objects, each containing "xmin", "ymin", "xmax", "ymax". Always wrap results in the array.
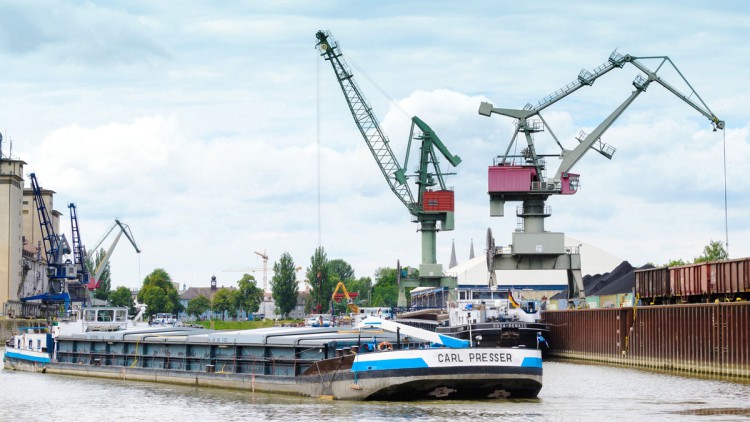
[
  {"xmin": 346, "ymin": 53, "xmax": 412, "ymax": 121},
  {"xmin": 722, "ymin": 127, "xmax": 729, "ymax": 257},
  {"xmin": 316, "ymin": 50, "xmax": 322, "ymax": 248}
]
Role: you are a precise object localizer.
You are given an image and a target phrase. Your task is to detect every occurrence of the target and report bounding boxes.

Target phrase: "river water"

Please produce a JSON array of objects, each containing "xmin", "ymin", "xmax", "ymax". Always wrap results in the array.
[{"xmin": 2, "ymin": 350, "xmax": 749, "ymax": 421}]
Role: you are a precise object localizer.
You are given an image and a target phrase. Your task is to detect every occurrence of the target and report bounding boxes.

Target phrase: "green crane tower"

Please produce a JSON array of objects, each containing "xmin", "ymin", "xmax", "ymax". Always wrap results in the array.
[{"xmin": 316, "ymin": 30, "xmax": 462, "ymax": 306}]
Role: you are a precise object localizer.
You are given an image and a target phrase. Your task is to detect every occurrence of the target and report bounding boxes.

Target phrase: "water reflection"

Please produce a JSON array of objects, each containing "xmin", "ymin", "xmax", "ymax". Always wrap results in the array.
[{"xmin": 2, "ymin": 353, "xmax": 749, "ymax": 421}]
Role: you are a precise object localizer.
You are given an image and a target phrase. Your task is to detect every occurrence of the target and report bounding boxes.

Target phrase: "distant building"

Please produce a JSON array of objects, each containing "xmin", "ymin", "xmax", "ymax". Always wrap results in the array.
[
  {"xmin": 0, "ymin": 158, "xmax": 25, "ymax": 310},
  {"xmin": 178, "ymin": 275, "xmax": 309, "ymax": 321},
  {"xmin": 1, "ymin": 158, "xmax": 66, "ymax": 315}
]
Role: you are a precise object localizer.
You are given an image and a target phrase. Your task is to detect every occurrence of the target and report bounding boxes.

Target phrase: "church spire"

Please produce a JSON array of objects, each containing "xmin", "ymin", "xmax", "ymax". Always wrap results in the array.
[
  {"xmin": 469, "ymin": 238, "xmax": 475, "ymax": 259},
  {"xmin": 449, "ymin": 239, "xmax": 458, "ymax": 268}
]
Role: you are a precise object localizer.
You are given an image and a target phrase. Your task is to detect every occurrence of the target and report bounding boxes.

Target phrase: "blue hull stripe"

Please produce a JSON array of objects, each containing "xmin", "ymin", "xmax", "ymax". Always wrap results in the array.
[
  {"xmin": 4, "ymin": 350, "xmax": 51, "ymax": 363},
  {"xmin": 521, "ymin": 356, "xmax": 542, "ymax": 368},
  {"xmin": 437, "ymin": 335, "xmax": 470, "ymax": 348},
  {"xmin": 352, "ymin": 357, "xmax": 428, "ymax": 372}
]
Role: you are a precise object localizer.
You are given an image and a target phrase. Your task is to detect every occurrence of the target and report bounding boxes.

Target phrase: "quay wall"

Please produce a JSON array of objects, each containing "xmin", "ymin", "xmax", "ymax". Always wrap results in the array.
[{"xmin": 543, "ymin": 302, "xmax": 750, "ymax": 378}]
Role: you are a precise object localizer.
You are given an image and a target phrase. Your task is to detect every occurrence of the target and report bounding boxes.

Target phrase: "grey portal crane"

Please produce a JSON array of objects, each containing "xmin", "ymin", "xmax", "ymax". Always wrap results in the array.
[
  {"xmin": 479, "ymin": 51, "xmax": 723, "ymax": 302},
  {"xmin": 316, "ymin": 30, "xmax": 462, "ymax": 306},
  {"xmin": 86, "ymin": 219, "xmax": 141, "ymax": 290}
]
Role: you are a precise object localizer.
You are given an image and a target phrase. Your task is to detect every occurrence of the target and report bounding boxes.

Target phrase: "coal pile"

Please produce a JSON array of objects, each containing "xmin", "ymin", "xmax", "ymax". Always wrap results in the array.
[{"xmin": 551, "ymin": 261, "xmax": 655, "ymax": 299}]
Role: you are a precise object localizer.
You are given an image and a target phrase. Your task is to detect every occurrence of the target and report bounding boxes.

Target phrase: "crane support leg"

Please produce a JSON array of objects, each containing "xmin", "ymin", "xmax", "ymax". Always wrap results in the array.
[
  {"xmin": 488, "ymin": 249, "xmax": 585, "ymax": 302},
  {"xmin": 567, "ymin": 269, "xmax": 585, "ymax": 301}
]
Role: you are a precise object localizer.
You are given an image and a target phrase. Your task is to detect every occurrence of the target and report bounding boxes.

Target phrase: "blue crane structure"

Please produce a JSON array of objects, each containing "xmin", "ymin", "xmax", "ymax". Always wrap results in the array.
[{"xmin": 22, "ymin": 173, "xmax": 77, "ymax": 311}]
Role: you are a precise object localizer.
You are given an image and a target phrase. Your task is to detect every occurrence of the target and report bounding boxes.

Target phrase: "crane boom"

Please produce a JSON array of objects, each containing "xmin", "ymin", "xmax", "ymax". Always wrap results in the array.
[
  {"xmin": 89, "ymin": 219, "xmax": 140, "ymax": 289},
  {"xmin": 478, "ymin": 50, "xmax": 723, "ymax": 303},
  {"xmin": 68, "ymin": 203, "xmax": 91, "ymax": 290},
  {"xmin": 524, "ymin": 50, "xmax": 628, "ymax": 113},
  {"xmin": 317, "ymin": 30, "xmax": 462, "ymax": 306},
  {"xmin": 331, "ymin": 281, "xmax": 359, "ymax": 314},
  {"xmin": 30, "ymin": 173, "xmax": 67, "ymax": 275},
  {"xmin": 316, "ymin": 30, "xmax": 415, "ymax": 211},
  {"xmin": 24, "ymin": 173, "xmax": 75, "ymax": 309},
  {"xmin": 627, "ymin": 55, "xmax": 724, "ymax": 130},
  {"xmin": 554, "ymin": 79, "xmax": 647, "ymax": 179}
]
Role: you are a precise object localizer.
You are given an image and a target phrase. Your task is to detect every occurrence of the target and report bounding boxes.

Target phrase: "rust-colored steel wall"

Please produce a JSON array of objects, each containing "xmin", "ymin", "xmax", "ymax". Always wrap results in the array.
[{"xmin": 543, "ymin": 302, "xmax": 750, "ymax": 378}]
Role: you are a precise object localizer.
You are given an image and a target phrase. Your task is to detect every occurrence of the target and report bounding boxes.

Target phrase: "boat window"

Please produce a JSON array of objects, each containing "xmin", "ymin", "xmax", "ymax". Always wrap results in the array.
[
  {"xmin": 17, "ymin": 338, "xmax": 20, "ymax": 348},
  {"xmin": 29, "ymin": 339, "xmax": 33, "ymax": 349},
  {"xmin": 97, "ymin": 310, "xmax": 114, "ymax": 322},
  {"xmin": 115, "ymin": 310, "xmax": 127, "ymax": 322},
  {"xmin": 37, "ymin": 339, "xmax": 41, "ymax": 350},
  {"xmin": 84, "ymin": 310, "xmax": 97, "ymax": 322}
]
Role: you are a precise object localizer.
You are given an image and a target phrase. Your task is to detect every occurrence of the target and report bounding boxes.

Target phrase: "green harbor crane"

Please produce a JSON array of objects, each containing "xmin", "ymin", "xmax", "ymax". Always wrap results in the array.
[{"xmin": 316, "ymin": 30, "xmax": 462, "ymax": 306}]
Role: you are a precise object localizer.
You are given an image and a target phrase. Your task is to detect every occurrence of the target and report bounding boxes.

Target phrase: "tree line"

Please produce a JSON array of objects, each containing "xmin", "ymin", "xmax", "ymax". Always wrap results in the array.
[{"xmin": 97, "ymin": 246, "xmax": 404, "ymax": 320}]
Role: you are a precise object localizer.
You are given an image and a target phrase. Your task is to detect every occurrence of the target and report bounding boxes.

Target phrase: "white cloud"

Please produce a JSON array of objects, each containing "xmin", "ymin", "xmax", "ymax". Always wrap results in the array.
[{"xmin": 2, "ymin": 1, "xmax": 748, "ymax": 291}]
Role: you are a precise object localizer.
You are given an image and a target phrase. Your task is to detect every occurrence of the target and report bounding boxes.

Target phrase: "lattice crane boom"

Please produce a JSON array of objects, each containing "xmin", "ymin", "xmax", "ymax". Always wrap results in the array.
[
  {"xmin": 316, "ymin": 30, "xmax": 462, "ymax": 305},
  {"xmin": 316, "ymin": 30, "xmax": 415, "ymax": 212}
]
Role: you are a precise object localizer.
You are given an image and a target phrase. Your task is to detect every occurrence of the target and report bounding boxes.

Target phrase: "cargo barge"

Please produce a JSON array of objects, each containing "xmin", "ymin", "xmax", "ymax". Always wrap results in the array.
[{"xmin": 4, "ymin": 307, "xmax": 543, "ymax": 400}]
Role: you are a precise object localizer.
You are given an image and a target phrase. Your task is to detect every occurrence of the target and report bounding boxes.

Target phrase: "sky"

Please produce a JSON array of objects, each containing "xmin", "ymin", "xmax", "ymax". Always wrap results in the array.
[{"xmin": 1, "ymin": 1, "xmax": 748, "ymax": 291}]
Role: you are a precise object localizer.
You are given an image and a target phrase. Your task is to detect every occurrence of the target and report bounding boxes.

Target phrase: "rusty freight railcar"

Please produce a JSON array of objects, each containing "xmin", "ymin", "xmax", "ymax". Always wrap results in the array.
[
  {"xmin": 635, "ymin": 267, "xmax": 671, "ymax": 304},
  {"xmin": 670, "ymin": 263, "xmax": 711, "ymax": 302},
  {"xmin": 711, "ymin": 257, "xmax": 750, "ymax": 300}
]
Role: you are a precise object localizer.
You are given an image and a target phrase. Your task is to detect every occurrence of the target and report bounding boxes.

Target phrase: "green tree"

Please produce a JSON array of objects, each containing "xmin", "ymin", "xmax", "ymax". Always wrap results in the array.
[
  {"xmin": 370, "ymin": 267, "xmax": 398, "ymax": 307},
  {"xmin": 108, "ymin": 286, "xmax": 134, "ymax": 311},
  {"xmin": 187, "ymin": 295, "xmax": 211, "ymax": 318},
  {"xmin": 271, "ymin": 252, "xmax": 299, "ymax": 318},
  {"xmin": 236, "ymin": 274, "xmax": 264, "ymax": 317},
  {"xmin": 141, "ymin": 285, "xmax": 168, "ymax": 316},
  {"xmin": 328, "ymin": 259, "xmax": 355, "ymax": 283},
  {"xmin": 306, "ymin": 247, "xmax": 333, "ymax": 314},
  {"xmin": 665, "ymin": 258, "xmax": 688, "ymax": 267},
  {"xmin": 694, "ymin": 240, "xmax": 728, "ymax": 263},
  {"xmin": 212, "ymin": 287, "xmax": 234, "ymax": 320},
  {"xmin": 228, "ymin": 290, "xmax": 241, "ymax": 319},
  {"xmin": 345, "ymin": 276, "xmax": 372, "ymax": 306},
  {"xmin": 137, "ymin": 268, "xmax": 182, "ymax": 317}
]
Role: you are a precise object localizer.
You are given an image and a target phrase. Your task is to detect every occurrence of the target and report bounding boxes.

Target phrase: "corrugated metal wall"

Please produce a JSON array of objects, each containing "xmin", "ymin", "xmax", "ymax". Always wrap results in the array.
[{"xmin": 543, "ymin": 302, "xmax": 750, "ymax": 378}]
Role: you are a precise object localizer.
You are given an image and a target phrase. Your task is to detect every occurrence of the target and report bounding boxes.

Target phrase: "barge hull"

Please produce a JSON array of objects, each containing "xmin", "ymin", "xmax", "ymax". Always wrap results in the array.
[{"xmin": 6, "ymin": 355, "xmax": 541, "ymax": 400}]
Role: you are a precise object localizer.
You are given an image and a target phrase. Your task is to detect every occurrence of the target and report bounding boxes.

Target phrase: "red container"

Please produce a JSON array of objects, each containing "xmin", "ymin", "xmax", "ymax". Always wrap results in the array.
[
  {"xmin": 711, "ymin": 257, "xmax": 750, "ymax": 296},
  {"xmin": 488, "ymin": 165, "xmax": 535, "ymax": 193},
  {"xmin": 422, "ymin": 190, "xmax": 454, "ymax": 212},
  {"xmin": 635, "ymin": 267, "xmax": 670, "ymax": 301},
  {"xmin": 670, "ymin": 263, "xmax": 711, "ymax": 298}
]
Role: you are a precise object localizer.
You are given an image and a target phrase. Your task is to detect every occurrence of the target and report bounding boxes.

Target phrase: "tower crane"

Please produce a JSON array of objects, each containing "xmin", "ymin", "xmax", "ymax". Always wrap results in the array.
[
  {"xmin": 478, "ymin": 51, "xmax": 724, "ymax": 301},
  {"xmin": 254, "ymin": 250, "xmax": 269, "ymax": 292},
  {"xmin": 316, "ymin": 30, "xmax": 462, "ymax": 306}
]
